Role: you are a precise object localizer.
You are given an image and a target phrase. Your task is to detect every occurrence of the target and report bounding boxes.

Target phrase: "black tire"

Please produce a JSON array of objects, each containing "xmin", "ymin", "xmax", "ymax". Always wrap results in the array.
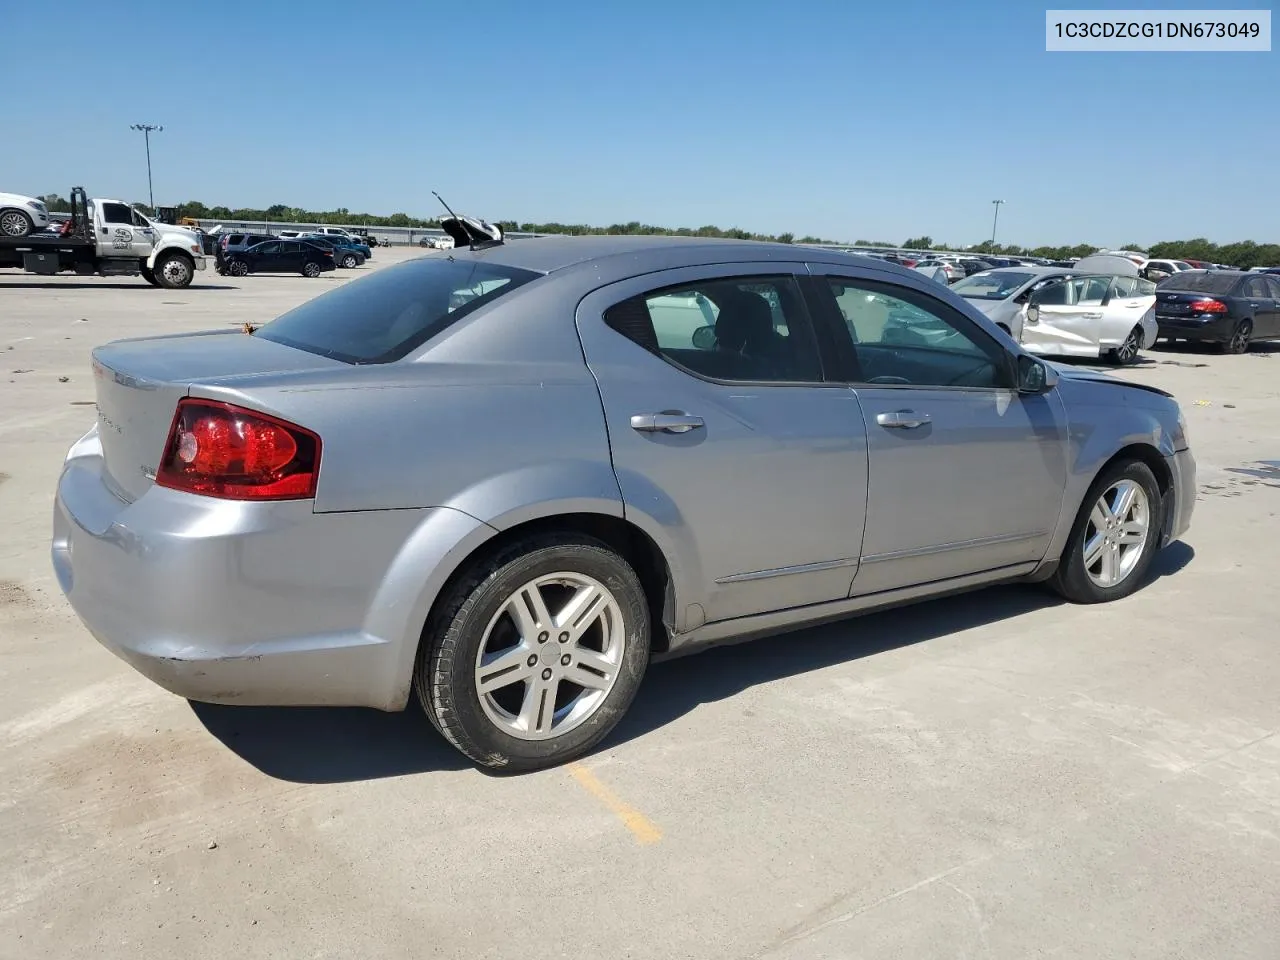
[
  {"xmin": 1048, "ymin": 459, "xmax": 1162, "ymax": 604},
  {"xmin": 1220, "ymin": 319, "xmax": 1252, "ymax": 354},
  {"xmin": 302, "ymin": 261, "xmax": 322, "ymax": 278},
  {"xmin": 228, "ymin": 260, "xmax": 249, "ymax": 277},
  {"xmin": 341, "ymin": 254, "xmax": 358, "ymax": 268},
  {"xmin": 154, "ymin": 253, "xmax": 194, "ymax": 289},
  {"xmin": 1108, "ymin": 326, "xmax": 1143, "ymax": 365},
  {"xmin": 140, "ymin": 264, "xmax": 159, "ymax": 287},
  {"xmin": 415, "ymin": 535, "xmax": 651, "ymax": 772},
  {"xmin": 0, "ymin": 208, "xmax": 33, "ymax": 237}
]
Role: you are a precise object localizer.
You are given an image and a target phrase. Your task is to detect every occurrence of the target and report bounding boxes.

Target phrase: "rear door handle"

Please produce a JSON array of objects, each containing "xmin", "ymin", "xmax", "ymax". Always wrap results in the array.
[
  {"xmin": 630, "ymin": 413, "xmax": 705, "ymax": 434},
  {"xmin": 876, "ymin": 410, "xmax": 930, "ymax": 429}
]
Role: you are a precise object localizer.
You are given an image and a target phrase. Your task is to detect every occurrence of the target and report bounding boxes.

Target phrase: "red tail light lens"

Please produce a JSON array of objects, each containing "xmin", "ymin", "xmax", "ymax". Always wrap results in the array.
[
  {"xmin": 156, "ymin": 399, "xmax": 321, "ymax": 500},
  {"xmin": 1189, "ymin": 299, "xmax": 1228, "ymax": 313}
]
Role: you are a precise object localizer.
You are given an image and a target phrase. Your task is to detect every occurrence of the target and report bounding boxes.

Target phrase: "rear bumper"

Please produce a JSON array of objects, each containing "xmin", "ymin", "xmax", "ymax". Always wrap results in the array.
[
  {"xmin": 51, "ymin": 430, "xmax": 458, "ymax": 710},
  {"xmin": 1156, "ymin": 315, "xmax": 1234, "ymax": 341},
  {"xmin": 1164, "ymin": 446, "xmax": 1196, "ymax": 544}
]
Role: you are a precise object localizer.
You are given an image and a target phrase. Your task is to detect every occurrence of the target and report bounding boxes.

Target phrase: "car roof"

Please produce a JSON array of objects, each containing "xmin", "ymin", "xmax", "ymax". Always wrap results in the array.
[{"xmin": 439, "ymin": 234, "xmax": 885, "ymax": 276}]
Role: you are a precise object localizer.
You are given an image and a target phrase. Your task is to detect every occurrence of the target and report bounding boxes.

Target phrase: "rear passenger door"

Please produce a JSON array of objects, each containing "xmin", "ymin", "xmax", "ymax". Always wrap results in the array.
[
  {"xmin": 576, "ymin": 263, "xmax": 869, "ymax": 628},
  {"xmin": 250, "ymin": 241, "xmax": 282, "ymax": 271},
  {"xmin": 1244, "ymin": 276, "xmax": 1280, "ymax": 336}
]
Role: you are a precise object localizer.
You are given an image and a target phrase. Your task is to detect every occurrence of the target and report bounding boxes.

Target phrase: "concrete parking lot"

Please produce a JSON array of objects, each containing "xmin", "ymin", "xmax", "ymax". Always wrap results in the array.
[{"xmin": 2, "ymin": 251, "xmax": 1278, "ymax": 959}]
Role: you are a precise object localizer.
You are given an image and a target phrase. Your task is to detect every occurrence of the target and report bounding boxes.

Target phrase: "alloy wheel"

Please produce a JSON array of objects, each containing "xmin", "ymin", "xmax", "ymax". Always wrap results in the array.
[
  {"xmin": 1114, "ymin": 328, "xmax": 1141, "ymax": 364},
  {"xmin": 0, "ymin": 211, "xmax": 30, "ymax": 236},
  {"xmin": 1082, "ymin": 479, "xmax": 1151, "ymax": 588},
  {"xmin": 473, "ymin": 572, "xmax": 626, "ymax": 741},
  {"xmin": 1228, "ymin": 321, "xmax": 1252, "ymax": 354}
]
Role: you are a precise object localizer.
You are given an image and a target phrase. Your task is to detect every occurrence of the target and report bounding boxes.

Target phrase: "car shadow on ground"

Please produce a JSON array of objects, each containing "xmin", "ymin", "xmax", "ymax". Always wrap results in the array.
[{"xmin": 191, "ymin": 542, "xmax": 1194, "ymax": 784}]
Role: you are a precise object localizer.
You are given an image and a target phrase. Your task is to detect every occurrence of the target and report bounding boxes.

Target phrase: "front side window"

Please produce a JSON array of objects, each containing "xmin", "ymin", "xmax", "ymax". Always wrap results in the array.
[
  {"xmin": 605, "ymin": 275, "xmax": 823, "ymax": 383},
  {"xmin": 824, "ymin": 278, "xmax": 1009, "ymax": 389},
  {"xmin": 101, "ymin": 203, "xmax": 133, "ymax": 225},
  {"xmin": 255, "ymin": 258, "xmax": 539, "ymax": 363}
]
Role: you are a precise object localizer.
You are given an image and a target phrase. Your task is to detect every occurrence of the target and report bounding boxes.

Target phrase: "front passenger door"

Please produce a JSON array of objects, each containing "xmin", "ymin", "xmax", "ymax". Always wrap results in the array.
[
  {"xmin": 1022, "ymin": 275, "xmax": 1111, "ymax": 357},
  {"xmin": 810, "ymin": 273, "xmax": 1069, "ymax": 596}
]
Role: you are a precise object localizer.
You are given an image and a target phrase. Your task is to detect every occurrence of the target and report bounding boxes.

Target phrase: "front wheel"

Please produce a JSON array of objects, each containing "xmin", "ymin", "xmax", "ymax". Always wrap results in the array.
[
  {"xmin": 302, "ymin": 261, "xmax": 322, "ymax": 278},
  {"xmin": 415, "ymin": 536, "xmax": 651, "ymax": 772},
  {"xmin": 154, "ymin": 253, "xmax": 194, "ymax": 289},
  {"xmin": 1049, "ymin": 459, "xmax": 1161, "ymax": 604},
  {"xmin": 0, "ymin": 208, "xmax": 33, "ymax": 237},
  {"xmin": 1221, "ymin": 319, "xmax": 1252, "ymax": 355},
  {"xmin": 1109, "ymin": 326, "xmax": 1142, "ymax": 365}
]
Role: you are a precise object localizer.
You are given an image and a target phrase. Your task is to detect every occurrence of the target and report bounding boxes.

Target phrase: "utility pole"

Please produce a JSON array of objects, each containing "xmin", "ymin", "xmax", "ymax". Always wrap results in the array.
[
  {"xmin": 990, "ymin": 199, "xmax": 1005, "ymax": 246},
  {"xmin": 130, "ymin": 124, "xmax": 164, "ymax": 210}
]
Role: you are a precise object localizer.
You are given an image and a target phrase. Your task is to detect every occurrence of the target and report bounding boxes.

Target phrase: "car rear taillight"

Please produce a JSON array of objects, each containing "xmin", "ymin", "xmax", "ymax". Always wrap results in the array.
[
  {"xmin": 156, "ymin": 398, "xmax": 321, "ymax": 500},
  {"xmin": 1189, "ymin": 299, "xmax": 1228, "ymax": 313}
]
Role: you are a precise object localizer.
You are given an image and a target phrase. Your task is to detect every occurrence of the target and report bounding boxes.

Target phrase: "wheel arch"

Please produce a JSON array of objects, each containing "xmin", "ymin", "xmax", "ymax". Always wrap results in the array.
[{"xmin": 371, "ymin": 506, "xmax": 678, "ymax": 712}]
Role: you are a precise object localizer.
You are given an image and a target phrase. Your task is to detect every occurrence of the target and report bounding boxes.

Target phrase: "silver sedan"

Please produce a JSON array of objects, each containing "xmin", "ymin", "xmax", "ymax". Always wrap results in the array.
[{"xmin": 53, "ymin": 232, "xmax": 1195, "ymax": 771}]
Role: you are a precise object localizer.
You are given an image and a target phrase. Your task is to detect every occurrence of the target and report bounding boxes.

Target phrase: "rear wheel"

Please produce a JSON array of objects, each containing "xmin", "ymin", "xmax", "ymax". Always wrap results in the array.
[
  {"xmin": 1049, "ymin": 459, "xmax": 1161, "ymax": 604},
  {"xmin": 415, "ymin": 536, "xmax": 651, "ymax": 772},
  {"xmin": 0, "ymin": 208, "xmax": 33, "ymax": 237},
  {"xmin": 302, "ymin": 261, "xmax": 322, "ymax": 278},
  {"xmin": 1220, "ymin": 319, "xmax": 1252, "ymax": 354},
  {"xmin": 228, "ymin": 260, "xmax": 249, "ymax": 277},
  {"xmin": 155, "ymin": 253, "xmax": 194, "ymax": 289},
  {"xmin": 1109, "ymin": 326, "xmax": 1142, "ymax": 365}
]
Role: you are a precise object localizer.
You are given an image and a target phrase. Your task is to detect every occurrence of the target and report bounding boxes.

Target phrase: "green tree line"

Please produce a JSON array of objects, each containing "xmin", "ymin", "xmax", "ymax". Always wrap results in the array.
[{"xmin": 37, "ymin": 194, "xmax": 1280, "ymax": 267}]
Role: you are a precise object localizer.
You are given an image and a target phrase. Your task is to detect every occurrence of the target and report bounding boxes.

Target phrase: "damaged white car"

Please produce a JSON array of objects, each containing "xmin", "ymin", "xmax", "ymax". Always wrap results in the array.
[
  {"xmin": 955, "ymin": 256, "xmax": 1157, "ymax": 365},
  {"xmin": 1016, "ymin": 256, "xmax": 1158, "ymax": 365}
]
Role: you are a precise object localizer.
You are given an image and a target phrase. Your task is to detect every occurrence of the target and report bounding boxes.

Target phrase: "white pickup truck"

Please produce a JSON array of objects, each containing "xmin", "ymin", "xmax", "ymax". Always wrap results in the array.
[{"xmin": 0, "ymin": 187, "xmax": 207, "ymax": 288}]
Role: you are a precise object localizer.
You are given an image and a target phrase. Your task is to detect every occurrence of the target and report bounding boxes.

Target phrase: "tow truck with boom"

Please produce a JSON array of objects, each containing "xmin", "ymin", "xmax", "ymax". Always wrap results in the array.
[{"xmin": 0, "ymin": 187, "xmax": 207, "ymax": 288}]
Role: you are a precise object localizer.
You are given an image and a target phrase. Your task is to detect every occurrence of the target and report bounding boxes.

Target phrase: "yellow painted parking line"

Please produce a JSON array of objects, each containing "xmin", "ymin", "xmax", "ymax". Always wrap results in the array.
[{"xmin": 568, "ymin": 762, "xmax": 662, "ymax": 845}]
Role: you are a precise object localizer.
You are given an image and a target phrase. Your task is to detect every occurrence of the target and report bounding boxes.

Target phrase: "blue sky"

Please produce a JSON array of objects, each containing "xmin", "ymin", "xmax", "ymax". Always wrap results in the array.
[{"xmin": 4, "ymin": 0, "xmax": 1276, "ymax": 246}]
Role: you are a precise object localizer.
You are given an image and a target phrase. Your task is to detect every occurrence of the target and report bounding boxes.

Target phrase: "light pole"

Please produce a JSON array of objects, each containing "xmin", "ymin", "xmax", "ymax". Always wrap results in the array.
[
  {"xmin": 129, "ymin": 123, "xmax": 163, "ymax": 210},
  {"xmin": 990, "ymin": 199, "xmax": 1005, "ymax": 246}
]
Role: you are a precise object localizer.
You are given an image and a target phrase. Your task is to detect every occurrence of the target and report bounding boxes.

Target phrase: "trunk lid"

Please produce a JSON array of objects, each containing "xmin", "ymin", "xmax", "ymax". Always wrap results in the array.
[{"xmin": 90, "ymin": 330, "xmax": 343, "ymax": 502}]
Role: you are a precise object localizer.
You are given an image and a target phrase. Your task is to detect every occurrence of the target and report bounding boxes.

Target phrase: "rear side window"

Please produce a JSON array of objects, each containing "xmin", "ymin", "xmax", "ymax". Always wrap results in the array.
[
  {"xmin": 604, "ymin": 275, "xmax": 823, "ymax": 383},
  {"xmin": 255, "ymin": 258, "xmax": 539, "ymax": 363}
]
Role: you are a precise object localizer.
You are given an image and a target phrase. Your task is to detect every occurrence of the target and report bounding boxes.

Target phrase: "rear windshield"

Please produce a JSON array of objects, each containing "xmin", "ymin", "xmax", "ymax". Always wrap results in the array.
[
  {"xmin": 951, "ymin": 270, "xmax": 1037, "ymax": 300},
  {"xmin": 254, "ymin": 258, "xmax": 540, "ymax": 363},
  {"xmin": 1159, "ymin": 271, "xmax": 1242, "ymax": 294}
]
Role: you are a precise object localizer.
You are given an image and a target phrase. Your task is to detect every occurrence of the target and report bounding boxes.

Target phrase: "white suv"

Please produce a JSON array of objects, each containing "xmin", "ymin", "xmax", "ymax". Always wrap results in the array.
[{"xmin": 0, "ymin": 192, "xmax": 51, "ymax": 237}]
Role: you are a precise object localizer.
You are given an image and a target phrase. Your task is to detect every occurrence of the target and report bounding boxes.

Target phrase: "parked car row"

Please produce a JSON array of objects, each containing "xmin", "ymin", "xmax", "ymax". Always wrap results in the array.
[{"xmin": 212, "ymin": 227, "xmax": 373, "ymax": 278}]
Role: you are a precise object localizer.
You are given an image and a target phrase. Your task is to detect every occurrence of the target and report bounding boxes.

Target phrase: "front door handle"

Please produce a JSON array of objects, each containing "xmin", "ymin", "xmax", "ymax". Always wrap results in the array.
[
  {"xmin": 1082, "ymin": 312, "xmax": 1104, "ymax": 319},
  {"xmin": 630, "ymin": 413, "xmax": 705, "ymax": 434},
  {"xmin": 876, "ymin": 410, "xmax": 931, "ymax": 429}
]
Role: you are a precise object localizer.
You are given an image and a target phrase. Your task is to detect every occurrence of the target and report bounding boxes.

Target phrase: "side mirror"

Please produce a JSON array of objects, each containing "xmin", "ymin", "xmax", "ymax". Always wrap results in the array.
[
  {"xmin": 691, "ymin": 325, "xmax": 717, "ymax": 350},
  {"xmin": 1016, "ymin": 354, "xmax": 1057, "ymax": 394}
]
